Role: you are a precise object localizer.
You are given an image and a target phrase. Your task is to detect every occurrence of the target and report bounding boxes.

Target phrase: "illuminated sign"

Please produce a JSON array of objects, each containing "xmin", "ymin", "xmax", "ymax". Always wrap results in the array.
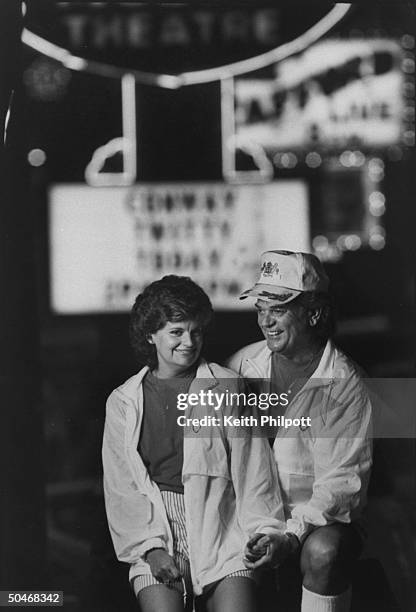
[
  {"xmin": 311, "ymin": 158, "xmax": 387, "ymax": 262},
  {"xmin": 23, "ymin": 2, "xmax": 351, "ymax": 86},
  {"xmin": 49, "ymin": 182, "xmax": 309, "ymax": 313},
  {"xmin": 228, "ymin": 39, "xmax": 405, "ymax": 155}
]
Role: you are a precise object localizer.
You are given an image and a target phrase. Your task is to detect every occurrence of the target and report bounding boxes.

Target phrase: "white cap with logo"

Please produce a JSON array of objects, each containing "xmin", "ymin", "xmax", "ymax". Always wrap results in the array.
[{"xmin": 240, "ymin": 250, "xmax": 329, "ymax": 303}]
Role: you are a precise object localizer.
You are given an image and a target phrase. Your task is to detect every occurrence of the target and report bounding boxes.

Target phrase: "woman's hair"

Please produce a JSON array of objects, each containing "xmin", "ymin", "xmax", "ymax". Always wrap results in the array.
[
  {"xmin": 129, "ymin": 275, "xmax": 213, "ymax": 368},
  {"xmin": 294, "ymin": 291, "xmax": 335, "ymax": 342}
]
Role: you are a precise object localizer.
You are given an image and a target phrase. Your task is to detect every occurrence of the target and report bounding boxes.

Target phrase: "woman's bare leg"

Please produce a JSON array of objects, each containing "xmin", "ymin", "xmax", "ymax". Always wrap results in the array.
[
  {"xmin": 204, "ymin": 576, "xmax": 257, "ymax": 612},
  {"xmin": 137, "ymin": 584, "xmax": 184, "ymax": 612}
]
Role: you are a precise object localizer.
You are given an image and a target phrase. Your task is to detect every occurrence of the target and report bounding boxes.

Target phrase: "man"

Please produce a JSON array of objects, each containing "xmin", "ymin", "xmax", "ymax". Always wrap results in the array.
[{"xmin": 226, "ymin": 250, "xmax": 372, "ymax": 612}]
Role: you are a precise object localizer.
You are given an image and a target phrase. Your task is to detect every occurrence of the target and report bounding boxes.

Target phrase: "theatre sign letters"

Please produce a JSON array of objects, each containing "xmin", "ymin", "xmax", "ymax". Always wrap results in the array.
[{"xmin": 23, "ymin": 1, "xmax": 352, "ymax": 84}]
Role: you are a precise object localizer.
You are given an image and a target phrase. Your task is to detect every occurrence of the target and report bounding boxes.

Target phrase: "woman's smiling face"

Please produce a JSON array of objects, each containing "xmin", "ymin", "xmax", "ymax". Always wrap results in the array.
[{"xmin": 150, "ymin": 319, "xmax": 204, "ymax": 378}]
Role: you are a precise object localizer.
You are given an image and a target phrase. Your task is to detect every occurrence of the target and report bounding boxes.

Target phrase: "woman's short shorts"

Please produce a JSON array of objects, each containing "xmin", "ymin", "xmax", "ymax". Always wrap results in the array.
[{"xmin": 132, "ymin": 490, "xmax": 254, "ymax": 599}]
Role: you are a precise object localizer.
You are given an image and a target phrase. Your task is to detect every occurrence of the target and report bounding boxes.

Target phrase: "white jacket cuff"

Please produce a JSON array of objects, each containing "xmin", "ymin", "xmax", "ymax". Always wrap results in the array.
[
  {"xmin": 285, "ymin": 517, "xmax": 315, "ymax": 543},
  {"xmin": 138, "ymin": 538, "xmax": 167, "ymax": 560},
  {"xmin": 255, "ymin": 522, "xmax": 286, "ymax": 536}
]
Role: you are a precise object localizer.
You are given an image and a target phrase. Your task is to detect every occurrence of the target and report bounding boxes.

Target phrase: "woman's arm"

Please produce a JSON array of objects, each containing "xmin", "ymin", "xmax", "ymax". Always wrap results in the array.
[{"xmin": 102, "ymin": 391, "xmax": 169, "ymax": 566}]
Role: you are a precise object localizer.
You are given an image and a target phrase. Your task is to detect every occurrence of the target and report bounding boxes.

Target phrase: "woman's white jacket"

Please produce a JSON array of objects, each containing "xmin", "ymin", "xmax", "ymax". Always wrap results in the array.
[{"xmin": 102, "ymin": 360, "xmax": 285, "ymax": 595}]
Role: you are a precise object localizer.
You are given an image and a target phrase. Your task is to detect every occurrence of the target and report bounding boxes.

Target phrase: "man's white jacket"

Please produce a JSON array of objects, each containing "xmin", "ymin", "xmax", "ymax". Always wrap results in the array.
[
  {"xmin": 102, "ymin": 360, "xmax": 285, "ymax": 595},
  {"xmin": 226, "ymin": 339, "xmax": 372, "ymax": 542}
]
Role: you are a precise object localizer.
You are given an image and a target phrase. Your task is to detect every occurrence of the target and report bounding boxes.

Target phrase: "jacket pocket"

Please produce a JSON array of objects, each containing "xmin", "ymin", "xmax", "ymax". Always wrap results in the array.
[
  {"xmin": 279, "ymin": 471, "xmax": 315, "ymax": 508},
  {"xmin": 183, "ymin": 436, "xmax": 230, "ymax": 479},
  {"xmin": 108, "ymin": 490, "xmax": 153, "ymax": 526}
]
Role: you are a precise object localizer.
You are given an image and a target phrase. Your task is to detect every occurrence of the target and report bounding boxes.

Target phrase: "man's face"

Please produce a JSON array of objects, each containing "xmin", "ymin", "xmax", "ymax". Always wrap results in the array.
[{"xmin": 255, "ymin": 298, "xmax": 310, "ymax": 358}]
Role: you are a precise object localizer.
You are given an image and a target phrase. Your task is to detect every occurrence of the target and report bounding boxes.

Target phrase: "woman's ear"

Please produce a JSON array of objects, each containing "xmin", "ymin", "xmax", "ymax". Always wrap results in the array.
[
  {"xmin": 309, "ymin": 308, "xmax": 322, "ymax": 327},
  {"xmin": 147, "ymin": 335, "xmax": 154, "ymax": 344}
]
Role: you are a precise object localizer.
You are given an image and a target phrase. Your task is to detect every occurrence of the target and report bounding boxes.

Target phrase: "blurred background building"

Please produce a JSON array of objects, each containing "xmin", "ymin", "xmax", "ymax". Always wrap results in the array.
[{"xmin": 1, "ymin": 1, "xmax": 415, "ymax": 610}]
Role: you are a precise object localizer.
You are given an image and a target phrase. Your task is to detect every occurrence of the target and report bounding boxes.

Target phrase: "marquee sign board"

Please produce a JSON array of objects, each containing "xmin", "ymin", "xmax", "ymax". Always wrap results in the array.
[
  {"xmin": 49, "ymin": 182, "xmax": 310, "ymax": 313},
  {"xmin": 222, "ymin": 38, "xmax": 406, "ymax": 169},
  {"xmin": 23, "ymin": 1, "xmax": 352, "ymax": 85}
]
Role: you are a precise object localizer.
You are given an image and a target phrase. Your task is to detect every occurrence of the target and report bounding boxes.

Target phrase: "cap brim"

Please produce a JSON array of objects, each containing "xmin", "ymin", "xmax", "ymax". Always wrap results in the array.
[{"xmin": 239, "ymin": 284, "xmax": 302, "ymax": 303}]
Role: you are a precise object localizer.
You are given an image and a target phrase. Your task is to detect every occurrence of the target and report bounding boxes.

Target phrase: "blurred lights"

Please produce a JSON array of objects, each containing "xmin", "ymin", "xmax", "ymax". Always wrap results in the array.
[
  {"xmin": 274, "ymin": 152, "xmax": 298, "ymax": 168},
  {"xmin": 403, "ymin": 81, "xmax": 415, "ymax": 96},
  {"xmin": 369, "ymin": 234, "xmax": 386, "ymax": 250},
  {"xmin": 403, "ymin": 130, "xmax": 415, "ymax": 146},
  {"xmin": 22, "ymin": 2, "xmax": 27, "ymax": 17},
  {"xmin": 344, "ymin": 235, "xmax": 362, "ymax": 251},
  {"xmin": 369, "ymin": 191, "xmax": 386, "ymax": 216},
  {"xmin": 305, "ymin": 152, "xmax": 322, "ymax": 168},
  {"xmin": 312, "ymin": 235, "xmax": 329, "ymax": 251},
  {"xmin": 312, "ymin": 242, "xmax": 342, "ymax": 263},
  {"xmin": 404, "ymin": 106, "xmax": 415, "ymax": 121},
  {"xmin": 401, "ymin": 45, "xmax": 414, "ymax": 157},
  {"xmin": 339, "ymin": 152, "xmax": 350, "ymax": 167},
  {"xmin": 370, "ymin": 225, "xmax": 386, "ymax": 238},
  {"xmin": 27, "ymin": 148, "xmax": 47, "ymax": 167},
  {"xmin": 401, "ymin": 35, "xmax": 415, "ymax": 50},
  {"xmin": 353, "ymin": 151, "xmax": 365, "ymax": 167},
  {"xmin": 336, "ymin": 235, "xmax": 347, "ymax": 250},
  {"xmin": 401, "ymin": 58, "xmax": 415, "ymax": 74},
  {"xmin": 368, "ymin": 158, "xmax": 384, "ymax": 170},
  {"xmin": 335, "ymin": 234, "xmax": 361, "ymax": 251},
  {"xmin": 314, "ymin": 229, "xmax": 386, "ymax": 258},
  {"xmin": 368, "ymin": 157, "xmax": 384, "ymax": 181},
  {"xmin": 339, "ymin": 150, "xmax": 365, "ymax": 168},
  {"xmin": 311, "ymin": 148, "xmax": 389, "ymax": 260}
]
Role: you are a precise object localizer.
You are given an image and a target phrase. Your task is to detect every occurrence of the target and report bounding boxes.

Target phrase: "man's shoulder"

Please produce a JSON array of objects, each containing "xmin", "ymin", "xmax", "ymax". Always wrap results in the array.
[
  {"xmin": 325, "ymin": 342, "xmax": 371, "ymax": 408},
  {"xmin": 330, "ymin": 341, "xmax": 367, "ymax": 380},
  {"xmin": 231, "ymin": 340, "xmax": 267, "ymax": 358},
  {"xmin": 205, "ymin": 361, "xmax": 241, "ymax": 380}
]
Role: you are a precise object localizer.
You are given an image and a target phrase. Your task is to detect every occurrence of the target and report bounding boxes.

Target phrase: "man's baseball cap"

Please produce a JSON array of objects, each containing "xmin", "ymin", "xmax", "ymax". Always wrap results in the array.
[{"xmin": 239, "ymin": 250, "xmax": 329, "ymax": 303}]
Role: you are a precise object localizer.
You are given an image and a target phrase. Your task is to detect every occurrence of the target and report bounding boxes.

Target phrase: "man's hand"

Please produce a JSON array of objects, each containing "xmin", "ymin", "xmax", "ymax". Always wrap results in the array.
[
  {"xmin": 145, "ymin": 548, "xmax": 181, "ymax": 584},
  {"xmin": 243, "ymin": 532, "xmax": 300, "ymax": 569}
]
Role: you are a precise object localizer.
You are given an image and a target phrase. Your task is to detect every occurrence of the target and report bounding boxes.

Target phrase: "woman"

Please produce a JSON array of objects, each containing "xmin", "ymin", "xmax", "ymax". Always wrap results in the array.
[{"xmin": 102, "ymin": 275, "xmax": 284, "ymax": 612}]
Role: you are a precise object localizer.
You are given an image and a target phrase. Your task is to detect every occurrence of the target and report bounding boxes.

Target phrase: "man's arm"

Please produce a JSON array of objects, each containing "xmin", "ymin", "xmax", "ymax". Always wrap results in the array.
[
  {"xmin": 224, "ymin": 349, "xmax": 243, "ymax": 375},
  {"xmin": 286, "ymin": 379, "xmax": 372, "ymax": 542},
  {"xmin": 226, "ymin": 378, "xmax": 286, "ymax": 537}
]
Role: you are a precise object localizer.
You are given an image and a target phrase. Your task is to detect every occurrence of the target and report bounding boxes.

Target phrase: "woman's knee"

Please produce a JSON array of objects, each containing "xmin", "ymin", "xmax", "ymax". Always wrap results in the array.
[
  {"xmin": 204, "ymin": 576, "xmax": 256, "ymax": 612},
  {"xmin": 137, "ymin": 584, "xmax": 184, "ymax": 612}
]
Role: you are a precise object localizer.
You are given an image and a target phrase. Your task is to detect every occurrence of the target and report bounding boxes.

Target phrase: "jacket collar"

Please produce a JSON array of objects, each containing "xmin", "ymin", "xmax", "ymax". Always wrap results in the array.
[
  {"xmin": 247, "ymin": 339, "xmax": 337, "ymax": 390},
  {"xmin": 117, "ymin": 358, "xmax": 218, "ymax": 402},
  {"xmin": 192, "ymin": 360, "xmax": 220, "ymax": 391}
]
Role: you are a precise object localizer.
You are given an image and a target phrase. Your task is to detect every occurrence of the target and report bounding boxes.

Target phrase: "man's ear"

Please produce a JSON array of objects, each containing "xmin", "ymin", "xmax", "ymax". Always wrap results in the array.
[{"xmin": 309, "ymin": 308, "xmax": 322, "ymax": 327}]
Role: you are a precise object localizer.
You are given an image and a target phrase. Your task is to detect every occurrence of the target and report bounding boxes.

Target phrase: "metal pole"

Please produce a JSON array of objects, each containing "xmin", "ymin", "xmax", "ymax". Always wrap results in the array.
[{"xmin": 0, "ymin": 0, "xmax": 46, "ymax": 589}]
